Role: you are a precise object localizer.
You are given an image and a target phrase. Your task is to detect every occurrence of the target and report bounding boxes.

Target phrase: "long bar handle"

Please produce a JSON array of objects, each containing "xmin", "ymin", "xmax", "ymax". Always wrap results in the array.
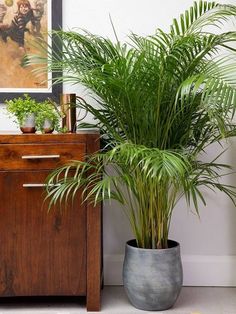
[
  {"xmin": 22, "ymin": 155, "xmax": 60, "ymax": 160},
  {"xmin": 23, "ymin": 184, "xmax": 61, "ymax": 188}
]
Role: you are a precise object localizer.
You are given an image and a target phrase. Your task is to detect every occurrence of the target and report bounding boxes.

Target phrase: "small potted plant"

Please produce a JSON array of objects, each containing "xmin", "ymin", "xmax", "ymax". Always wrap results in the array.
[
  {"xmin": 35, "ymin": 100, "xmax": 61, "ymax": 133},
  {"xmin": 6, "ymin": 94, "xmax": 38, "ymax": 133}
]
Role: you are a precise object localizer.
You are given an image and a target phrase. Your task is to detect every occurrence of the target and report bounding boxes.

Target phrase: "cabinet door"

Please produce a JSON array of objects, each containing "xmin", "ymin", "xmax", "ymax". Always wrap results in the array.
[{"xmin": 0, "ymin": 171, "xmax": 86, "ymax": 296}]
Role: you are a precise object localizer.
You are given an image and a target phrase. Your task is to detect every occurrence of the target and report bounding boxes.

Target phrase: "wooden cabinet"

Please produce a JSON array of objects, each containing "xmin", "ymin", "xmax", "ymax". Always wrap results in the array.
[{"xmin": 0, "ymin": 133, "xmax": 101, "ymax": 311}]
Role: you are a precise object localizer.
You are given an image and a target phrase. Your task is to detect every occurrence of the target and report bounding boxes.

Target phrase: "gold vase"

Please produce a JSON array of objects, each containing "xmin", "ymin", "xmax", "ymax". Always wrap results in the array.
[{"xmin": 60, "ymin": 94, "xmax": 77, "ymax": 133}]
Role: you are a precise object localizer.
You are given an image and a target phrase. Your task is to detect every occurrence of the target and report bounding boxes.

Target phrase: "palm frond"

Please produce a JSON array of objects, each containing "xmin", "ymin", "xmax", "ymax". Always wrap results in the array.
[{"xmin": 171, "ymin": 1, "xmax": 236, "ymax": 35}]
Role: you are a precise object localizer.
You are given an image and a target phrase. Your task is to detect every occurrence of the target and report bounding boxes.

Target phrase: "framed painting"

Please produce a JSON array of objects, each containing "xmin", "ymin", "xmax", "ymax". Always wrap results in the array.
[{"xmin": 0, "ymin": 0, "xmax": 62, "ymax": 102}]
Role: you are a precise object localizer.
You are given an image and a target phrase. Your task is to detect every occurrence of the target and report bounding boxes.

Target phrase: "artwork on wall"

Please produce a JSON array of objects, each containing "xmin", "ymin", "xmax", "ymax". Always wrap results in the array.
[{"xmin": 0, "ymin": 0, "xmax": 62, "ymax": 102}]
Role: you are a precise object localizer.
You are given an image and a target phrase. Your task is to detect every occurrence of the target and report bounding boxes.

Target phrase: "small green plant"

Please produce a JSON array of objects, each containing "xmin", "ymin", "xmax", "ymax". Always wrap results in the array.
[
  {"xmin": 6, "ymin": 95, "xmax": 64, "ymax": 133},
  {"xmin": 57, "ymin": 126, "xmax": 69, "ymax": 133},
  {"xmin": 35, "ymin": 100, "xmax": 62, "ymax": 133},
  {"xmin": 6, "ymin": 94, "xmax": 38, "ymax": 126}
]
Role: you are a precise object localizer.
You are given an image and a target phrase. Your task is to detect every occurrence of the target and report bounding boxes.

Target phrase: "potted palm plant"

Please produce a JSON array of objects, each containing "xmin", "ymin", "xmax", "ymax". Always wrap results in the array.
[{"xmin": 28, "ymin": 1, "xmax": 236, "ymax": 310}]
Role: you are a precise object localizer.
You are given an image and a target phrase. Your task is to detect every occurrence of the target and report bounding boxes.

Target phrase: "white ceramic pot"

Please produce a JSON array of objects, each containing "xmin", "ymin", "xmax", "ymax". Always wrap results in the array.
[
  {"xmin": 20, "ymin": 113, "xmax": 36, "ymax": 133},
  {"xmin": 42, "ymin": 119, "xmax": 54, "ymax": 133}
]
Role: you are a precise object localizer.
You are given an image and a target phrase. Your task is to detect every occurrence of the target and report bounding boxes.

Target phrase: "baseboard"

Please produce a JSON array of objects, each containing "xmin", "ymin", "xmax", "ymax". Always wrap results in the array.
[{"xmin": 104, "ymin": 254, "xmax": 236, "ymax": 286}]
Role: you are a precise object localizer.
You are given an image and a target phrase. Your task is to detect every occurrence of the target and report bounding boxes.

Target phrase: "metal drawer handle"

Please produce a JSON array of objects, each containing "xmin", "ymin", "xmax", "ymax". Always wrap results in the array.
[
  {"xmin": 23, "ymin": 184, "xmax": 61, "ymax": 188},
  {"xmin": 22, "ymin": 155, "xmax": 60, "ymax": 160}
]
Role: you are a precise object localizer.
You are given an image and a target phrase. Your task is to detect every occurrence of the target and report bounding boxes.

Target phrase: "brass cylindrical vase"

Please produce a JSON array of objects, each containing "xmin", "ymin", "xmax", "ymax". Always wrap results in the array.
[{"xmin": 60, "ymin": 94, "xmax": 77, "ymax": 133}]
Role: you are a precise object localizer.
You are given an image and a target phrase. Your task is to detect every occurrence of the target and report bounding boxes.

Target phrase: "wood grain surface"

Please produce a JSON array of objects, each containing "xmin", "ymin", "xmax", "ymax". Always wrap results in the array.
[
  {"xmin": 0, "ymin": 143, "xmax": 85, "ymax": 170},
  {"xmin": 0, "ymin": 171, "xmax": 86, "ymax": 296},
  {"xmin": 0, "ymin": 133, "xmax": 101, "ymax": 311}
]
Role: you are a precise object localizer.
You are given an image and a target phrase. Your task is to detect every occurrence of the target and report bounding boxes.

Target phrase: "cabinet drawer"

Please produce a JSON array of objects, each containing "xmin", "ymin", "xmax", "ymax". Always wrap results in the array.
[{"xmin": 0, "ymin": 143, "xmax": 85, "ymax": 170}]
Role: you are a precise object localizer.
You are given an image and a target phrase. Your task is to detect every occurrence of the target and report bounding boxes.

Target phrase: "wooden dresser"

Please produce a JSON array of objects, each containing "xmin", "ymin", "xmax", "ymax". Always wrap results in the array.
[{"xmin": 0, "ymin": 132, "xmax": 101, "ymax": 311}]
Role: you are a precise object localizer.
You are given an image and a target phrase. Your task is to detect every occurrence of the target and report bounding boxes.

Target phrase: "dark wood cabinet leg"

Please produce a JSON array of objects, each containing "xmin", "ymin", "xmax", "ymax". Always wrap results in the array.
[
  {"xmin": 86, "ymin": 133, "xmax": 102, "ymax": 312},
  {"xmin": 87, "ymin": 203, "xmax": 101, "ymax": 311}
]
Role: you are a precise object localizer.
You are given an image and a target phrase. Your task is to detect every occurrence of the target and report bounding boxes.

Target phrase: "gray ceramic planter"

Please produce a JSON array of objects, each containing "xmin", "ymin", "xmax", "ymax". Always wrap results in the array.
[{"xmin": 123, "ymin": 239, "xmax": 183, "ymax": 311}]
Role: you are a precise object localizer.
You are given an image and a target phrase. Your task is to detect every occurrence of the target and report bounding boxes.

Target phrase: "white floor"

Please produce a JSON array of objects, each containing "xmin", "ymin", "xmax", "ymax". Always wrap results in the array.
[{"xmin": 0, "ymin": 286, "xmax": 235, "ymax": 313}]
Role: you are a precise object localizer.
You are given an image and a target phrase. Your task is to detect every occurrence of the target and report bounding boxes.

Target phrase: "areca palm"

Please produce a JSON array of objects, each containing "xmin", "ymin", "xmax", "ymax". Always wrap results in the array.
[{"xmin": 29, "ymin": 1, "xmax": 236, "ymax": 249}]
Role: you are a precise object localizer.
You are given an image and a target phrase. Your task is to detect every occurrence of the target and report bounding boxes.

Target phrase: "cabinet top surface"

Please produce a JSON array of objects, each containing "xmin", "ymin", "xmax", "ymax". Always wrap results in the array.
[{"xmin": 0, "ymin": 130, "xmax": 100, "ymax": 144}]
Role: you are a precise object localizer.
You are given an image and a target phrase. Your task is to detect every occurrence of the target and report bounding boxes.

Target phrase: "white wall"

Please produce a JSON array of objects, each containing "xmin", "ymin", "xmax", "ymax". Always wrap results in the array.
[{"xmin": 1, "ymin": 0, "xmax": 236, "ymax": 286}]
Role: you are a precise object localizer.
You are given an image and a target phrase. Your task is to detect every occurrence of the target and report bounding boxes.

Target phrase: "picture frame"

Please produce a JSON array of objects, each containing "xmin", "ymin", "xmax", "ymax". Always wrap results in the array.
[{"xmin": 0, "ymin": 0, "xmax": 62, "ymax": 103}]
